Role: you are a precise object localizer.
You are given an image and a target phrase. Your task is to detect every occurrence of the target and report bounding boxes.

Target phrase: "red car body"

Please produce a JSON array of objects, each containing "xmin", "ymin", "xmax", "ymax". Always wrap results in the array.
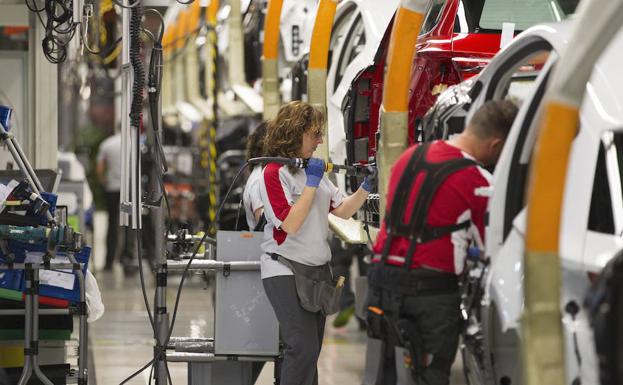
[{"xmin": 344, "ymin": 0, "xmax": 501, "ymax": 166}]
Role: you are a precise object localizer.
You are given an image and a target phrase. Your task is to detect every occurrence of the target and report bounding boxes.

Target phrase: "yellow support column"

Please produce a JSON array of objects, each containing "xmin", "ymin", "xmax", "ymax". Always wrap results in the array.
[
  {"xmin": 308, "ymin": 0, "xmax": 338, "ymax": 161},
  {"xmin": 377, "ymin": 0, "xmax": 428, "ymax": 215},
  {"xmin": 262, "ymin": 0, "xmax": 284, "ymax": 120},
  {"xmin": 522, "ymin": 1, "xmax": 623, "ymax": 384}
]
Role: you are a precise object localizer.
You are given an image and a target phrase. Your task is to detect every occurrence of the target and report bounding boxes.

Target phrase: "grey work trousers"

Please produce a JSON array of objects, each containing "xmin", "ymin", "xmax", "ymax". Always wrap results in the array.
[{"xmin": 263, "ymin": 275, "xmax": 326, "ymax": 385}]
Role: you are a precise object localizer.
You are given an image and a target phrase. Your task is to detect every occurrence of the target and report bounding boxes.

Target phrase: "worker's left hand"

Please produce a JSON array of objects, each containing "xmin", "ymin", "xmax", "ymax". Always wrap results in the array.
[{"xmin": 360, "ymin": 165, "xmax": 377, "ymax": 193}]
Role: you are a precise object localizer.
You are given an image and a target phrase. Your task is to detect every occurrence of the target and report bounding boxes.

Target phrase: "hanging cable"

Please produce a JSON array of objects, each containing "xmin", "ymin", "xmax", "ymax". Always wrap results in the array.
[{"xmin": 25, "ymin": 0, "xmax": 77, "ymax": 63}]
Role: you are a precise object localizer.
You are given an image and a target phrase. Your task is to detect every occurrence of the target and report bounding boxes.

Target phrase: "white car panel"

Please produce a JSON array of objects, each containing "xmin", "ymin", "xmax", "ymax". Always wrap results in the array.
[
  {"xmin": 326, "ymin": 0, "xmax": 399, "ymax": 173},
  {"xmin": 456, "ymin": 18, "xmax": 623, "ymax": 385},
  {"xmin": 280, "ymin": 0, "xmax": 318, "ymax": 64}
]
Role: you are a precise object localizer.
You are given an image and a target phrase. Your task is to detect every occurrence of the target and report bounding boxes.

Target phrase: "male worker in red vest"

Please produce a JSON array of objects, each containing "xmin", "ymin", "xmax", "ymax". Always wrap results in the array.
[{"xmin": 368, "ymin": 100, "xmax": 518, "ymax": 385}]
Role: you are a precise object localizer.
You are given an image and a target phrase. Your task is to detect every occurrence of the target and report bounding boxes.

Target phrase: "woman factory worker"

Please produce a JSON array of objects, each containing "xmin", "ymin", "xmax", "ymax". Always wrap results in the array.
[
  {"xmin": 259, "ymin": 101, "xmax": 375, "ymax": 385},
  {"xmin": 243, "ymin": 122, "xmax": 267, "ymax": 230}
]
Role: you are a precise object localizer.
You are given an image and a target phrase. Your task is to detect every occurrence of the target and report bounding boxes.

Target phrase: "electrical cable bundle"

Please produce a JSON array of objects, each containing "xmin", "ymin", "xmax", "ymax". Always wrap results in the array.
[
  {"xmin": 25, "ymin": 0, "xmax": 77, "ymax": 63},
  {"xmin": 146, "ymin": 11, "xmax": 170, "ymax": 213}
]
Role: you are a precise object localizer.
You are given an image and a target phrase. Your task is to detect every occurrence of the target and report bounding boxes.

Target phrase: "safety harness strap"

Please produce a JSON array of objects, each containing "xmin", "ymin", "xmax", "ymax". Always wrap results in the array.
[{"xmin": 380, "ymin": 143, "xmax": 477, "ymax": 269}]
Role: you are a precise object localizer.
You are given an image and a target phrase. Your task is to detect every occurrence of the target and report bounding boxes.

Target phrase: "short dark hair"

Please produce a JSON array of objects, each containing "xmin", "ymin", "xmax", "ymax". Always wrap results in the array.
[
  {"xmin": 246, "ymin": 121, "xmax": 268, "ymax": 160},
  {"xmin": 468, "ymin": 100, "xmax": 518, "ymax": 140}
]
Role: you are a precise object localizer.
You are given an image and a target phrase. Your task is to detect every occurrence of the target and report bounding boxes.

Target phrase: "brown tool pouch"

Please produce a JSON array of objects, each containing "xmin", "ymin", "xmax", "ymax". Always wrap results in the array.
[{"xmin": 269, "ymin": 253, "xmax": 343, "ymax": 315}]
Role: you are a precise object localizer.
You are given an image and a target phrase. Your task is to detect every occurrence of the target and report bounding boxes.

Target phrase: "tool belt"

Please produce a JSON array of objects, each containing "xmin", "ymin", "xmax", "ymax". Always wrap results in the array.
[
  {"xmin": 368, "ymin": 263, "xmax": 458, "ymax": 297},
  {"xmin": 269, "ymin": 253, "xmax": 343, "ymax": 315}
]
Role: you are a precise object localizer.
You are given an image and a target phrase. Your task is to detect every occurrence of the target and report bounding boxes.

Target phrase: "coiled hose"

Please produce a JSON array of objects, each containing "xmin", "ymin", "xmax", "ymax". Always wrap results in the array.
[{"xmin": 129, "ymin": 4, "xmax": 145, "ymax": 129}]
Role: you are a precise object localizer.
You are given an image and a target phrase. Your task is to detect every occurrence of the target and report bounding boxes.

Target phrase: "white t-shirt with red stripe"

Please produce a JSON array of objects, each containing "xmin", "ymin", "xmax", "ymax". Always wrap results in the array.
[{"xmin": 259, "ymin": 163, "xmax": 346, "ymax": 279}]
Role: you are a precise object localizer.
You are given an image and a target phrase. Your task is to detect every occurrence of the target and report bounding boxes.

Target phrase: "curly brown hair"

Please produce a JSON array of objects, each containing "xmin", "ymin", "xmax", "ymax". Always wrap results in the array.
[{"xmin": 263, "ymin": 101, "xmax": 324, "ymax": 167}]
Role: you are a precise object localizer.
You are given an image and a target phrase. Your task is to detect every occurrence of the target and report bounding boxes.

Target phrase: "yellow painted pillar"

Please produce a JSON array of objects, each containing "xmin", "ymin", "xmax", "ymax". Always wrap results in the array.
[
  {"xmin": 378, "ymin": 0, "xmax": 428, "ymax": 215},
  {"xmin": 522, "ymin": 1, "xmax": 623, "ymax": 384},
  {"xmin": 262, "ymin": 0, "xmax": 285, "ymax": 120},
  {"xmin": 308, "ymin": 0, "xmax": 338, "ymax": 161}
]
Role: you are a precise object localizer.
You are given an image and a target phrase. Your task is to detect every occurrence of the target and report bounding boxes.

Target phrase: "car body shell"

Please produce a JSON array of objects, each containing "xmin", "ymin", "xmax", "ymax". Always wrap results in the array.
[
  {"xmin": 340, "ymin": 0, "xmax": 502, "ymax": 171},
  {"xmin": 441, "ymin": 20, "xmax": 623, "ymax": 384},
  {"xmin": 325, "ymin": 0, "xmax": 399, "ymax": 184}
]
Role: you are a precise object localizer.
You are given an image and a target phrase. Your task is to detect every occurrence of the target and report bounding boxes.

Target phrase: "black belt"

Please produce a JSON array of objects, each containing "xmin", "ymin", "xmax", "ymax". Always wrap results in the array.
[{"xmin": 368, "ymin": 263, "xmax": 458, "ymax": 297}]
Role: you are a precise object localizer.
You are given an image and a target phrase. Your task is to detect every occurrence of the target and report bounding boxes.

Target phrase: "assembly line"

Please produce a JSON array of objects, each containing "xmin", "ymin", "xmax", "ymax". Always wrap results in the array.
[{"xmin": 0, "ymin": 0, "xmax": 621, "ymax": 384}]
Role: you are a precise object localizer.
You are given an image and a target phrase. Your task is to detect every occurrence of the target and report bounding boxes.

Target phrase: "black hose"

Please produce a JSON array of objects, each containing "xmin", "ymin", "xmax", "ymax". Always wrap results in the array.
[
  {"xmin": 26, "ymin": 0, "xmax": 76, "ymax": 63},
  {"xmin": 129, "ymin": 5, "xmax": 144, "ymax": 130}
]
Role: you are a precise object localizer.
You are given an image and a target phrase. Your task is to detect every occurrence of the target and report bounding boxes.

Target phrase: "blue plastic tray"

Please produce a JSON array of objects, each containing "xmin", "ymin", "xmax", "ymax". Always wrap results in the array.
[{"xmin": 0, "ymin": 241, "xmax": 90, "ymax": 304}]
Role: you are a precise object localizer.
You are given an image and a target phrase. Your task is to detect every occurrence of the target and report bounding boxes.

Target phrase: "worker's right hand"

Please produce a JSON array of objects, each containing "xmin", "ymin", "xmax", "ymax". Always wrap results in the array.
[{"xmin": 305, "ymin": 158, "xmax": 325, "ymax": 188}]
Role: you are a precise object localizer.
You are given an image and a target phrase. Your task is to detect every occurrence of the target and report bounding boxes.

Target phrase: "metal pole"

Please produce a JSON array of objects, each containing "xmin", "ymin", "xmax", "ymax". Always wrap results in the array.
[
  {"xmin": 120, "ymin": 0, "xmax": 131, "ymax": 227},
  {"xmin": 131, "ymin": 121, "xmax": 139, "ymax": 230},
  {"xmin": 153, "ymin": 204, "xmax": 168, "ymax": 385},
  {"xmin": 4, "ymin": 136, "xmax": 54, "ymax": 223},
  {"xmin": 67, "ymin": 252, "xmax": 88, "ymax": 385},
  {"xmin": 166, "ymin": 260, "xmax": 260, "ymax": 271},
  {"xmin": 31, "ymin": 268, "xmax": 54, "ymax": 385},
  {"xmin": 3, "ymin": 139, "xmax": 42, "ymax": 195},
  {"xmin": 17, "ymin": 265, "xmax": 33, "ymax": 385},
  {"xmin": 9, "ymin": 136, "xmax": 45, "ymax": 193}
]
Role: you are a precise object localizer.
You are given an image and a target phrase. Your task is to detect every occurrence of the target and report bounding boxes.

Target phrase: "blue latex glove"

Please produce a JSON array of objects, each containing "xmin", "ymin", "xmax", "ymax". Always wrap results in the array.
[
  {"xmin": 360, "ymin": 165, "xmax": 378, "ymax": 192},
  {"xmin": 305, "ymin": 158, "xmax": 325, "ymax": 187}
]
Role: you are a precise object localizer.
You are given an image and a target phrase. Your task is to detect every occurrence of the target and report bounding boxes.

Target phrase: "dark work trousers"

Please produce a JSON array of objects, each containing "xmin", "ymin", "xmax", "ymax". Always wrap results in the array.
[
  {"xmin": 368, "ymin": 287, "xmax": 461, "ymax": 385},
  {"xmin": 263, "ymin": 275, "xmax": 326, "ymax": 385},
  {"xmin": 104, "ymin": 191, "xmax": 133, "ymax": 268},
  {"xmin": 103, "ymin": 191, "xmax": 120, "ymax": 268}
]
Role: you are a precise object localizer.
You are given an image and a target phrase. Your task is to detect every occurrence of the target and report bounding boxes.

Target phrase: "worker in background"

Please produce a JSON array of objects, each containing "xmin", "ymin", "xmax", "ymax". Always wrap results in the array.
[
  {"xmin": 96, "ymin": 131, "xmax": 132, "ymax": 272},
  {"xmin": 243, "ymin": 121, "xmax": 267, "ymax": 231},
  {"xmin": 368, "ymin": 100, "xmax": 518, "ymax": 385},
  {"xmin": 259, "ymin": 101, "xmax": 376, "ymax": 385}
]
